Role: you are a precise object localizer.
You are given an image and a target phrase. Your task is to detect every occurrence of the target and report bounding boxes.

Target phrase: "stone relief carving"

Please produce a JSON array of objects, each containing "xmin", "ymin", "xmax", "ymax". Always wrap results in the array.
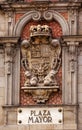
[
  {"xmin": 67, "ymin": 41, "xmax": 79, "ymax": 72},
  {"xmin": 21, "ymin": 24, "xmax": 61, "ymax": 103},
  {"xmin": 13, "ymin": 10, "xmax": 69, "ymax": 36},
  {"xmin": 5, "ymin": 43, "xmax": 14, "ymax": 75}
]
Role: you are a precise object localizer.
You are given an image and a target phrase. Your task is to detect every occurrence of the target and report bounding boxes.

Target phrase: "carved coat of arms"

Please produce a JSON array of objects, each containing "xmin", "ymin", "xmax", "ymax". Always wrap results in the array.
[{"xmin": 21, "ymin": 25, "xmax": 61, "ymax": 103}]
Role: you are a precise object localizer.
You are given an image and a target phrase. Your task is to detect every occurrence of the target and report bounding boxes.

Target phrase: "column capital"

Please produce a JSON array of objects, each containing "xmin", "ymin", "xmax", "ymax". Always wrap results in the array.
[
  {"xmin": 0, "ymin": 37, "xmax": 19, "ymax": 45},
  {"xmin": 67, "ymin": 41, "xmax": 79, "ymax": 56},
  {"xmin": 61, "ymin": 35, "xmax": 82, "ymax": 47},
  {"xmin": 5, "ymin": 43, "xmax": 14, "ymax": 56},
  {"xmin": 66, "ymin": 41, "xmax": 79, "ymax": 46}
]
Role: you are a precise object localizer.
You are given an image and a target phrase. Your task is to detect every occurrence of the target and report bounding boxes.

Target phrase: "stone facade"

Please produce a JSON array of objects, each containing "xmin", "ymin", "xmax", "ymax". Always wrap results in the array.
[{"xmin": 0, "ymin": 0, "xmax": 82, "ymax": 130}]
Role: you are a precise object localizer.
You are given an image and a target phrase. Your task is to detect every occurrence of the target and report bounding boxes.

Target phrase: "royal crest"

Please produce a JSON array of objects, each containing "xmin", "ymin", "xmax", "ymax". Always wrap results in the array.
[{"xmin": 21, "ymin": 25, "xmax": 61, "ymax": 103}]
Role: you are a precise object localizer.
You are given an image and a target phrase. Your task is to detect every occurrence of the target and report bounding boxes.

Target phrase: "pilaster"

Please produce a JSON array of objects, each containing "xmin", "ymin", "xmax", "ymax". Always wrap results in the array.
[
  {"xmin": 62, "ymin": 35, "xmax": 82, "ymax": 105},
  {"xmin": 0, "ymin": 37, "xmax": 19, "ymax": 105},
  {"xmin": 67, "ymin": 41, "xmax": 78, "ymax": 104},
  {"xmin": 4, "ymin": 43, "xmax": 14, "ymax": 105},
  {"xmin": 69, "ymin": 9, "xmax": 79, "ymax": 35}
]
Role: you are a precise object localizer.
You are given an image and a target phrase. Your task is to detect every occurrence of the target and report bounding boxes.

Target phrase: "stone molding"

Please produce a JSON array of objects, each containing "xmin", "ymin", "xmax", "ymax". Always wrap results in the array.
[
  {"xmin": 0, "ymin": 1, "xmax": 81, "ymax": 12},
  {"xmin": 0, "ymin": 37, "xmax": 19, "ymax": 44},
  {"xmin": 13, "ymin": 10, "xmax": 69, "ymax": 36},
  {"xmin": 61, "ymin": 35, "xmax": 82, "ymax": 43}
]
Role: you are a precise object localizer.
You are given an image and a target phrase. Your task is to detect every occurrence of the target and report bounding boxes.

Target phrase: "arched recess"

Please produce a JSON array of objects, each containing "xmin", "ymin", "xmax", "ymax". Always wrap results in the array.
[
  {"xmin": 13, "ymin": 10, "xmax": 69, "ymax": 105},
  {"xmin": 13, "ymin": 10, "xmax": 70, "ymax": 36}
]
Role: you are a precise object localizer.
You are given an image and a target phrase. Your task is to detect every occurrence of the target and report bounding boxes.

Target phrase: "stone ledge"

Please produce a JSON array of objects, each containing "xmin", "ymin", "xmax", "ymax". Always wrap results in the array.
[
  {"xmin": 2, "ymin": 104, "xmax": 79, "ymax": 108},
  {"xmin": 21, "ymin": 86, "xmax": 59, "ymax": 103},
  {"xmin": 61, "ymin": 35, "xmax": 82, "ymax": 43},
  {"xmin": 0, "ymin": 37, "xmax": 20, "ymax": 44},
  {"xmin": 0, "ymin": 124, "xmax": 77, "ymax": 130}
]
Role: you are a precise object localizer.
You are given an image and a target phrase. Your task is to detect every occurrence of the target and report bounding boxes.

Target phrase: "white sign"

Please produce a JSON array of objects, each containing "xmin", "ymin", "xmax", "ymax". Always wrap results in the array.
[{"xmin": 17, "ymin": 107, "xmax": 63, "ymax": 124}]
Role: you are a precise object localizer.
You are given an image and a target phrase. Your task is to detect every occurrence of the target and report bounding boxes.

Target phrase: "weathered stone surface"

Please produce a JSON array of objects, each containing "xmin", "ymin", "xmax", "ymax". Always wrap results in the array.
[
  {"xmin": 0, "ymin": 77, "xmax": 5, "ymax": 88},
  {"xmin": 0, "ymin": 97, "xmax": 4, "ymax": 106},
  {"xmin": 78, "ymin": 112, "xmax": 82, "ymax": 124},
  {"xmin": 78, "ymin": 84, "xmax": 82, "ymax": 93},
  {"xmin": 78, "ymin": 93, "xmax": 82, "ymax": 103},
  {"xmin": 78, "ymin": 75, "xmax": 82, "ymax": 84},
  {"xmin": 79, "ymin": 11, "xmax": 82, "ymax": 35},
  {"xmin": 64, "ymin": 107, "xmax": 76, "ymax": 124},
  {"xmin": 78, "ymin": 56, "xmax": 82, "ymax": 65},
  {"xmin": 0, "ymin": 88, "xmax": 5, "ymax": 97},
  {"xmin": 0, "ymin": 68, "xmax": 5, "ymax": 77},
  {"xmin": 0, "ymin": 0, "xmax": 82, "ymax": 130},
  {"xmin": 2, "ymin": 125, "xmax": 18, "ymax": 130},
  {"xmin": 7, "ymin": 111, "xmax": 17, "ymax": 125},
  {"xmin": 29, "ymin": 124, "xmax": 54, "ymax": 130},
  {"xmin": 0, "ymin": 107, "xmax": 4, "ymax": 126},
  {"xmin": 0, "ymin": 55, "xmax": 4, "ymax": 68},
  {"xmin": 78, "ymin": 47, "xmax": 82, "ymax": 129},
  {"xmin": 63, "ymin": 124, "xmax": 77, "ymax": 130}
]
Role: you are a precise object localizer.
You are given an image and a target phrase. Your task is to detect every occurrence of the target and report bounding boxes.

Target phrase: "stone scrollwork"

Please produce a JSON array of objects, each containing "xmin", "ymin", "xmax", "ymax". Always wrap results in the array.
[
  {"xmin": 13, "ymin": 10, "xmax": 69, "ymax": 36},
  {"xmin": 43, "ymin": 10, "xmax": 53, "ymax": 21},
  {"xmin": 21, "ymin": 24, "xmax": 61, "ymax": 103},
  {"xmin": 32, "ymin": 11, "xmax": 41, "ymax": 21}
]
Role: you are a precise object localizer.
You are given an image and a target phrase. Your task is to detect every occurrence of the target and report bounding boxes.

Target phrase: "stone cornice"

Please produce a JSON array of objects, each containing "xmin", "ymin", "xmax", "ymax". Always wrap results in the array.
[
  {"xmin": 2, "ymin": 104, "xmax": 79, "ymax": 109},
  {"xmin": 0, "ymin": 37, "xmax": 20, "ymax": 44},
  {"xmin": 61, "ymin": 35, "xmax": 82, "ymax": 45},
  {"xmin": 0, "ymin": 1, "xmax": 81, "ymax": 12}
]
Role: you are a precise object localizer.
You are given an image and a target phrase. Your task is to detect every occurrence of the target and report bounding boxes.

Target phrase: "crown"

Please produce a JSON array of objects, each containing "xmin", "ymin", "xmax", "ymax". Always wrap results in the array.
[{"xmin": 30, "ymin": 24, "xmax": 51, "ymax": 37}]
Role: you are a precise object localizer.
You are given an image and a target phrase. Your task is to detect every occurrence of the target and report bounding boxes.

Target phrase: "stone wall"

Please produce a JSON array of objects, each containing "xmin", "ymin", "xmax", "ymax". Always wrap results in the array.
[
  {"xmin": 0, "ymin": 106, "xmax": 77, "ymax": 130},
  {"xmin": 0, "ymin": 48, "xmax": 5, "ymax": 126},
  {"xmin": 78, "ymin": 10, "xmax": 82, "ymax": 35},
  {"xmin": 0, "ymin": 0, "xmax": 81, "ymax": 130},
  {"xmin": 78, "ymin": 46, "xmax": 82, "ymax": 130},
  {"xmin": 0, "ymin": 13, "xmax": 8, "ymax": 36}
]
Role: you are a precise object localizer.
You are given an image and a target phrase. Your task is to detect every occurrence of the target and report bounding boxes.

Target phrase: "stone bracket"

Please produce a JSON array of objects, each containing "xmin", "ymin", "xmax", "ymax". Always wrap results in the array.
[{"xmin": 21, "ymin": 86, "xmax": 59, "ymax": 103}]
